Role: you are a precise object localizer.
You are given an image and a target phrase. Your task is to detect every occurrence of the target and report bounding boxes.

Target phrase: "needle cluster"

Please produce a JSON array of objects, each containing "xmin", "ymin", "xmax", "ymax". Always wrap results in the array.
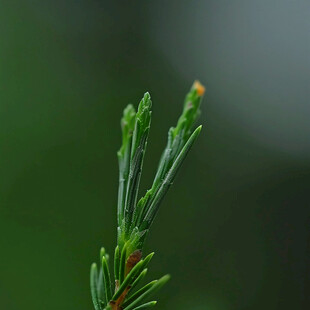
[{"xmin": 90, "ymin": 81, "xmax": 205, "ymax": 310}]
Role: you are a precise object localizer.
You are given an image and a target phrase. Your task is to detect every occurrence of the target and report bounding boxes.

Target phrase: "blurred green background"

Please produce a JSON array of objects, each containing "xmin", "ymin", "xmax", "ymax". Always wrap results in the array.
[{"xmin": 1, "ymin": 1, "xmax": 309, "ymax": 309}]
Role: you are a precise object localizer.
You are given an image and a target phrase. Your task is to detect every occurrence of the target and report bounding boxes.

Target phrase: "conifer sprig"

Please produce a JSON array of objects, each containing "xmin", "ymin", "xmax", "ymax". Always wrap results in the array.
[{"xmin": 90, "ymin": 81, "xmax": 205, "ymax": 310}]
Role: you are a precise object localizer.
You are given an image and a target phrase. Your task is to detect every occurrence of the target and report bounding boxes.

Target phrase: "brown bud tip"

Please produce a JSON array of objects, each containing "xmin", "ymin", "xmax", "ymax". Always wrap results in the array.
[
  {"xmin": 193, "ymin": 80, "xmax": 205, "ymax": 96},
  {"xmin": 126, "ymin": 250, "xmax": 142, "ymax": 275}
]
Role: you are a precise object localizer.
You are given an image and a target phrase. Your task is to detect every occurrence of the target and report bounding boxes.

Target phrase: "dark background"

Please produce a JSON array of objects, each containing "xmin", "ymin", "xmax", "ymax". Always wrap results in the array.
[{"xmin": 0, "ymin": 1, "xmax": 309, "ymax": 309}]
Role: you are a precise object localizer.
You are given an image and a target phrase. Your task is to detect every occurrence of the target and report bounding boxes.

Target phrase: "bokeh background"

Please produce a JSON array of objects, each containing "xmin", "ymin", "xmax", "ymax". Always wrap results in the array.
[{"xmin": 1, "ymin": 1, "xmax": 309, "ymax": 309}]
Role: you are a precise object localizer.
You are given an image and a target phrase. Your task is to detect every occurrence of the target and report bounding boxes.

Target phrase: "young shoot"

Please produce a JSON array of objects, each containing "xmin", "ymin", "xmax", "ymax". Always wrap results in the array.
[{"xmin": 90, "ymin": 81, "xmax": 205, "ymax": 310}]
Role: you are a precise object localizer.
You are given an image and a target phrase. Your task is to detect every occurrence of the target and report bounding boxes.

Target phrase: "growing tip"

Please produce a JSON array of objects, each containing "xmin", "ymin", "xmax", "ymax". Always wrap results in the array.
[
  {"xmin": 137, "ymin": 92, "xmax": 152, "ymax": 116},
  {"xmin": 193, "ymin": 80, "xmax": 205, "ymax": 96},
  {"xmin": 142, "ymin": 92, "xmax": 152, "ymax": 106}
]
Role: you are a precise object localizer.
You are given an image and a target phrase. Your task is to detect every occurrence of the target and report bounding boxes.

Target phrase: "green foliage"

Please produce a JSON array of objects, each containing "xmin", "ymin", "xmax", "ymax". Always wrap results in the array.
[{"xmin": 90, "ymin": 81, "xmax": 204, "ymax": 310}]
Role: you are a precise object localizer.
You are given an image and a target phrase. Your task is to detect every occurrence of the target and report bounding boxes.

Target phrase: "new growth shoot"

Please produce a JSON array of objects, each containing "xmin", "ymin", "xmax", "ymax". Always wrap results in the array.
[{"xmin": 90, "ymin": 81, "xmax": 205, "ymax": 310}]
